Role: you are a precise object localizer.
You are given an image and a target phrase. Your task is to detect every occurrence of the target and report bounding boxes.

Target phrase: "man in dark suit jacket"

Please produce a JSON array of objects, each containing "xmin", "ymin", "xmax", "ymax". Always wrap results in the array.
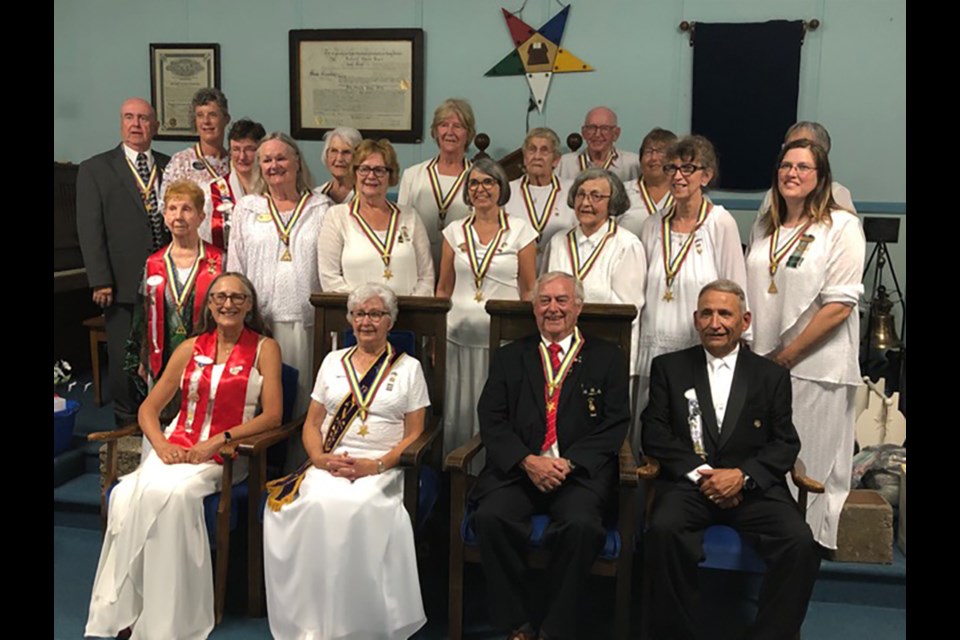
[
  {"xmin": 76, "ymin": 97, "xmax": 171, "ymax": 425},
  {"xmin": 474, "ymin": 271, "xmax": 631, "ymax": 640},
  {"xmin": 642, "ymin": 279, "xmax": 820, "ymax": 640}
]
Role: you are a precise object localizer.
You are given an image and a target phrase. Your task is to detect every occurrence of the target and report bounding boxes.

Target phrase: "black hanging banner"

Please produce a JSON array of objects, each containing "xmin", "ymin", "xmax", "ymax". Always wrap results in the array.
[{"xmin": 691, "ymin": 20, "xmax": 804, "ymax": 190}]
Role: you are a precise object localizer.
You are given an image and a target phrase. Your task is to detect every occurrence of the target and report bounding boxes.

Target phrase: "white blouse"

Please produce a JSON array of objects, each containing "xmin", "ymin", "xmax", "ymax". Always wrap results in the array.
[
  {"xmin": 226, "ymin": 193, "xmax": 329, "ymax": 325},
  {"xmin": 543, "ymin": 221, "xmax": 646, "ymax": 374},
  {"xmin": 317, "ymin": 202, "xmax": 435, "ymax": 296},
  {"xmin": 745, "ymin": 210, "xmax": 865, "ymax": 385}
]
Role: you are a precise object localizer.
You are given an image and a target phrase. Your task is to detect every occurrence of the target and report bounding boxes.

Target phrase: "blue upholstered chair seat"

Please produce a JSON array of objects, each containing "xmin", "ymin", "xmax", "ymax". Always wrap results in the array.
[
  {"xmin": 700, "ymin": 524, "xmax": 767, "ymax": 573},
  {"xmin": 461, "ymin": 508, "xmax": 622, "ymax": 560}
]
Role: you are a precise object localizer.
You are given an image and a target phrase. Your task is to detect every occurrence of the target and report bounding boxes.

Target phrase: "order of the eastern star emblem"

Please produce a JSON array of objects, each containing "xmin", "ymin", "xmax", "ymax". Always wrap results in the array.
[{"xmin": 485, "ymin": 5, "xmax": 594, "ymax": 113}]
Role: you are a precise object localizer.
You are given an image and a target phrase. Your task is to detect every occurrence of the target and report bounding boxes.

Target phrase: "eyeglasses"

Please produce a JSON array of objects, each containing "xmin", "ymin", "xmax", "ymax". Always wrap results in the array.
[
  {"xmin": 573, "ymin": 190, "xmax": 612, "ymax": 204},
  {"xmin": 642, "ymin": 147, "xmax": 667, "ymax": 157},
  {"xmin": 210, "ymin": 292, "xmax": 249, "ymax": 305},
  {"xmin": 662, "ymin": 163, "xmax": 705, "ymax": 176},
  {"xmin": 468, "ymin": 177, "xmax": 498, "ymax": 190},
  {"xmin": 356, "ymin": 165, "xmax": 390, "ymax": 178},
  {"xmin": 351, "ymin": 310, "xmax": 389, "ymax": 322},
  {"xmin": 582, "ymin": 124, "xmax": 617, "ymax": 135},
  {"xmin": 778, "ymin": 162, "xmax": 817, "ymax": 176}
]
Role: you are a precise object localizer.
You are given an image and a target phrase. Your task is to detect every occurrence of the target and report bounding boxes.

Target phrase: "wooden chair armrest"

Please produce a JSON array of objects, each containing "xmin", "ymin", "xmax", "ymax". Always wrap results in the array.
[
  {"xmin": 618, "ymin": 439, "xmax": 639, "ymax": 487},
  {"xmin": 88, "ymin": 423, "xmax": 142, "ymax": 442},
  {"xmin": 791, "ymin": 458, "xmax": 824, "ymax": 494},
  {"xmin": 234, "ymin": 414, "xmax": 306, "ymax": 457},
  {"xmin": 399, "ymin": 415, "xmax": 442, "ymax": 467},
  {"xmin": 444, "ymin": 433, "xmax": 484, "ymax": 472},
  {"xmin": 636, "ymin": 455, "xmax": 661, "ymax": 481}
]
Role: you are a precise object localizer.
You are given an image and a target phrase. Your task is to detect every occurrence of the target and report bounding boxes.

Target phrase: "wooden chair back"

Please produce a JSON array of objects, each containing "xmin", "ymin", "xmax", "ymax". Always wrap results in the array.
[{"xmin": 486, "ymin": 299, "xmax": 636, "ymax": 355}]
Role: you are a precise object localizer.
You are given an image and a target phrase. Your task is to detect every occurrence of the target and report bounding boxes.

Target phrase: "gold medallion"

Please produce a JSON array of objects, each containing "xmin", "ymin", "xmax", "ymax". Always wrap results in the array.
[
  {"xmin": 663, "ymin": 289, "xmax": 674, "ymax": 302},
  {"xmin": 546, "ymin": 400, "xmax": 556, "ymax": 412},
  {"xmin": 474, "ymin": 290, "xmax": 484, "ymax": 302},
  {"xmin": 768, "ymin": 279, "xmax": 778, "ymax": 294},
  {"xmin": 175, "ymin": 325, "xmax": 187, "ymax": 336},
  {"xmin": 207, "ymin": 262, "xmax": 217, "ymax": 275},
  {"xmin": 280, "ymin": 248, "xmax": 292, "ymax": 262},
  {"xmin": 383, "ymin": 268, "xmax": 393, "ymax": 280},
  {"xmin": 358, "ymin": 424, "xmax": 369, "ymax": 437}
]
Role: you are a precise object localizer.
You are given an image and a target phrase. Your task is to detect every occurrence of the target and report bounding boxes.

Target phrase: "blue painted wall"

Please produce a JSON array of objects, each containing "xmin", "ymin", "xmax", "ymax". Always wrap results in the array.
[{"xmin": 54, "ymin": 0, "xmax": 906, "ymax": 301}]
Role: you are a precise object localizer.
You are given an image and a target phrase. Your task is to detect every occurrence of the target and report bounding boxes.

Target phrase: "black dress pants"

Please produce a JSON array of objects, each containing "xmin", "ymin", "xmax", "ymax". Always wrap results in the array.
[
  {"xmin": 644, "ymin": 482, "xmax": 820, "ymax": 640},
  {"xmin": 474, "ymin": 479, "xmax": 606, "ymax": 639}
]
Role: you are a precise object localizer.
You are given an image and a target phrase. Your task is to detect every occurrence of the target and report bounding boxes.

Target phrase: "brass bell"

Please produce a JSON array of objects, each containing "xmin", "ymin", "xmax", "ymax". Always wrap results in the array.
[{"xmin": 868, "ymin": 285, "xmax": 902, "ymax": 354}]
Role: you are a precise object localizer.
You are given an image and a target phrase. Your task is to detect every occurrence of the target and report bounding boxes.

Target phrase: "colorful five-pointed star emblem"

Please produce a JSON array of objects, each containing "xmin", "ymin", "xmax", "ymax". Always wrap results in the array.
[{"xmin": 485, "ymin": 5, "xmax": 594, "ymax": 112}]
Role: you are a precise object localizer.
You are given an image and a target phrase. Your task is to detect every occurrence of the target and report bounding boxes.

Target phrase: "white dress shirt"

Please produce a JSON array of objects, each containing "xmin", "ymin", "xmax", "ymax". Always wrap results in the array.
[{"xmin": 687, "ymin": 345, "xmax": 740, "ymax": 483}]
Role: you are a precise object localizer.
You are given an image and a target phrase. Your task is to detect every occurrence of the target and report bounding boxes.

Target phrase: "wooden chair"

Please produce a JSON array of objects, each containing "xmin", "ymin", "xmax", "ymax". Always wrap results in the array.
[
  {"xmin": 472, "ymin": 131, "xmax": 585, "ymax": 182},
  {"xmin": 637, "ymin": 457, "xmax": 824, "ymax": 639},
  {"xmin": 82, "ymin": 316, "xmax": 107, "ymax": 406},
  {"xmin": 445, "ymin": 299, "xmax": 639, "ymax": 640},
  {"xmin": 89, "ymin": 365, "xmax": 304, "ymax": 625}
]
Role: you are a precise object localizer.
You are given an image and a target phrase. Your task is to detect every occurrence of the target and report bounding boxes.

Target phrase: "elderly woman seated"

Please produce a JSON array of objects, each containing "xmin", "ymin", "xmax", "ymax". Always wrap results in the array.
[
  {"xmin": 85, "ymin": 272, "xmax": 282, "ymax": 640},
  {"xmin": 263, "ymin": 283, "xmax": 429, "ymax": 640}
]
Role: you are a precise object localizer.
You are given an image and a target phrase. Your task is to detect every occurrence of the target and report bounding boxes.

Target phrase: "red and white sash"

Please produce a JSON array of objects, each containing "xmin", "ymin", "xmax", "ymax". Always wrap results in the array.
[
  {"xmin": 144, "ymin": 241, "xmax": 224, "ymax": 379},
  {"xmin": 166, "ymin": 327, "xmax": 261, "ymax": 462}
]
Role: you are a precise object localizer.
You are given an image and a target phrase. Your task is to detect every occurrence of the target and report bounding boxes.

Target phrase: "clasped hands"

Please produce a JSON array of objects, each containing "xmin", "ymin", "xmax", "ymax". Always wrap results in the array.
[
  {"xmin": 698, "ymin": 468, "xmax": 745, "ymax": 509},
  {"xmin": 521, "ymin": 454, "xmax": 572, "ymax": 493},
  {"xmin": 156, "ymin": 439, "xmax": 223, "ymax": 465},
  {"xmin": 314, "ymin": 452, "xmax": 378, "ymax": 482}
]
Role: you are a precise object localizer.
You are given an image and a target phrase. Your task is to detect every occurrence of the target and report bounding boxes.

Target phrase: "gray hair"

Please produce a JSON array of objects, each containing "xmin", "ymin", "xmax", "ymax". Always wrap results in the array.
[
  {"xmin": 463, "ymin": 157, "xmax": 511, "ymax": 207},
  {"xmin": 523, "ymin": 127, "xmax": 562, "ymax": 160},
  {"xmin": 785, "ymin": 121, "xmax": 832, "ymax": 154},
  {"xmin": 323, "ymin": 127, "xmax": 362, "ymax": 155},
  {"xmin": 698, "ymin": 279, "xmax": 747, "ymax": 313},
  {"xmin": 251, "ymin": 132, "xmax": 316, "ymax": 195},
  {"xmin": 191, "ymin": 87, "xmax": 230, "ymax": 120},
  {"xmin": 534, "ymin": 271, "xmax": 585, "ymax": 305},
  {"xmin": 567, "ymin": 168, "xmax": 630, "ymax": 217},
  {"xmin": 347, "ymin": 283, "xmax": 399, "ymax": 324}
]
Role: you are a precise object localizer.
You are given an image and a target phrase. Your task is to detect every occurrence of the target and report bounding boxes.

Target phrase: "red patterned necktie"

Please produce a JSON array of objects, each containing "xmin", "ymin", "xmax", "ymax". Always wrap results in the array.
[{"xmin": 542, "ymin": 343, "xmax": 562, "ymax": 452}]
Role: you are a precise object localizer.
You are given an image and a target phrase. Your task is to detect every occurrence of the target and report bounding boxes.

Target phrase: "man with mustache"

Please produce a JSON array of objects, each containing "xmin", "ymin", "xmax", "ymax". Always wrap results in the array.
[
  {"xmin": 77, "ymin": 97, "xmax": 171, "ymax": 426},
  {"xmin": 641, "ymin": 279, "xmax": 820, "ymax": 640},
  {"xmin": 472, "ymin": 271, "xmax": 630, "ymax": 640}
]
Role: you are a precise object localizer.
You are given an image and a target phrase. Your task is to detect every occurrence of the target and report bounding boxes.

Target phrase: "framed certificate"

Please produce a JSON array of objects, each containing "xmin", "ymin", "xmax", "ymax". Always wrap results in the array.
[
  {"xmin": 150, "ymin": 43, "xmax": 221, "ymax": 141},
  {"xmin": 289, "ymin": 29, "xmax": 424, "ymax": 143}
]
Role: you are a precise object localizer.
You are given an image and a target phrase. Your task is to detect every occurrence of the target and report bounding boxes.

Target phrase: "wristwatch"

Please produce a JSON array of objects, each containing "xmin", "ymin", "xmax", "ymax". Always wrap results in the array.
[
  {"xmin": 377, "ymin": 459, "xmax": 386, "ymax": 474},
  {"xmin": 223, "ymin": 431, "xmax": 233, "ymax": 444}
]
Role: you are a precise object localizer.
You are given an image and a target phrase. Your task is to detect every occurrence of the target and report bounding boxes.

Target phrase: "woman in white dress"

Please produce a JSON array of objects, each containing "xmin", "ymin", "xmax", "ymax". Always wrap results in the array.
[
  {"xmin": 227, "ymin": 132, "xmax": 328, "ymax": 419},
  {"xmin": 618, "ymin": 127, "xmax": 678, "ymax": 237},
  {"xmin": 86, "ymin": 272, "xmax": 283, "ymax": 640},
  {"xmin": 635, "ymin": 135, "xmax": 747, "ymax": 451},
  {"xmin": 436, "ymin": 158, "xmax": 537, "ymax": 454},
  {"xmin": 199, "ymin": 118, "xmax": 265, "ymax": 253},
  {"xmin": 543, "ymin": 168, "xmax": 646, "ymax": 407},
  {"xmin": 505, "ymin": 127, "xmax": 576, "ymax": 271},
  {"xmin": 314, "ymin": 126, "xmax": 362, "ymax": 205},
  {"xmin": 318, "ymin": 138, "xmax": 434, "ymax": 296},
  {"xmin": 745, "ymin": 139, "xmax": 865, "ymax": 549},
  {"xmin": 263, "ymin": 283, "xmax": 429, "ymax": 640},
  {"xmin": 398, "ymin": 98, "xmax": 476, "ymax": 268}
]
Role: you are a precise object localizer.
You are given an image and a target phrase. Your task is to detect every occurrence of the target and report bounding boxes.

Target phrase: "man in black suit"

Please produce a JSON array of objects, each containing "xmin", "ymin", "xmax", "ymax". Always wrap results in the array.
[
  {"xmin": 642, "ymin": 279, "xmax": 820, "ymax": 640},
  {"xmin": 77, "ymin": 97, "xmax": 171, "ymax": 425},
  {"xmin": 474, "ymin": 271, "xmax": 631, "ymax": 640}
]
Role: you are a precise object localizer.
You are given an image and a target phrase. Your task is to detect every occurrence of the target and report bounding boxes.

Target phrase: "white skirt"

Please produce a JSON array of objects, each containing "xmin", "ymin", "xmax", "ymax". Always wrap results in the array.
[
  {"xmin": 273, "ymin": 320, "xmax": 315, "ymax": 471},
  {"xmin": 264, "ymin": 467, "xmax": 426, "ymax": 640},
  {"xmin": 789, "ymin": 377, "xmax": 858, "ymax": 549},
  {"xmin": 85, "ymin": 451, "xmax": 222, "ymax": 640}
]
